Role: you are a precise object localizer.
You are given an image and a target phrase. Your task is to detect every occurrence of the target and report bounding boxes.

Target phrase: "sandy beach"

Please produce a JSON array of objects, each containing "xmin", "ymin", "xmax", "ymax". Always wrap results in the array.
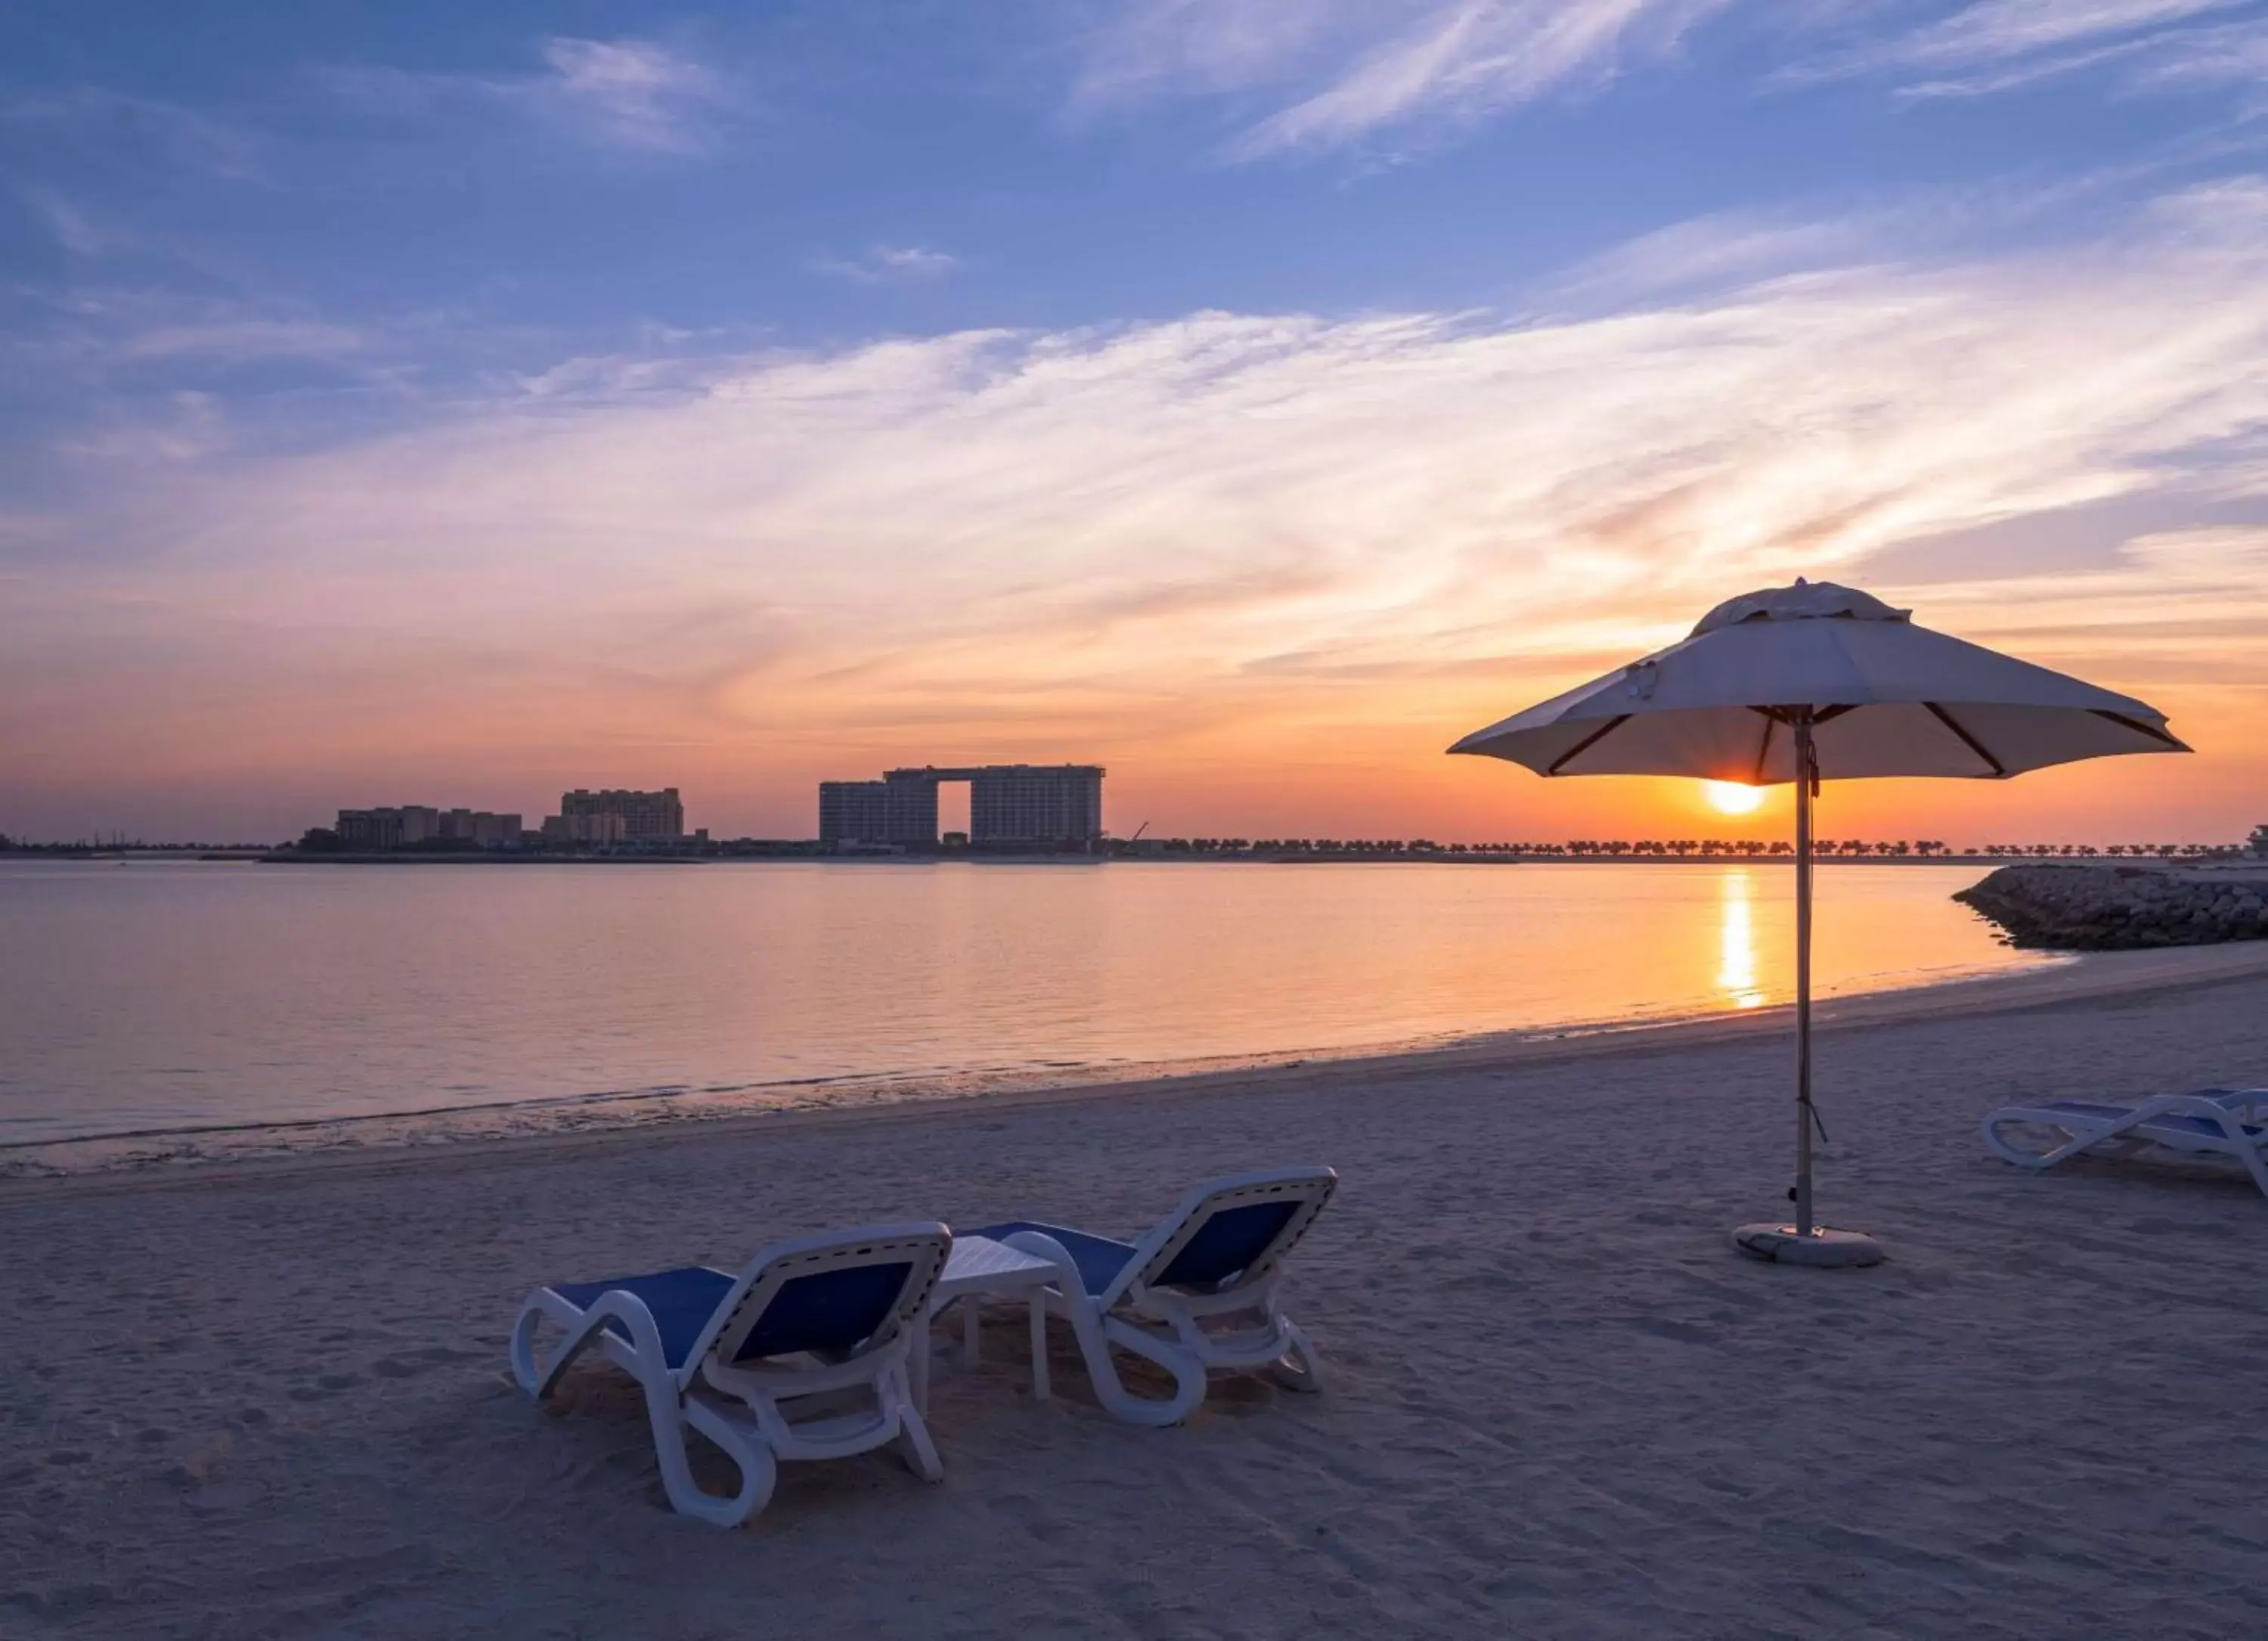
[{"xmin": 7, "ymin": 948, "xmax": 2268, "ymax": 1639}]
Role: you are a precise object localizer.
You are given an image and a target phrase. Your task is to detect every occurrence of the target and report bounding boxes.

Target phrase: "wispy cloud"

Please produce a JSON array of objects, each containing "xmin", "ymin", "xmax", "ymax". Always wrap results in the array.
[
  {"xmin": 1892, "ymin": 35, "xmax": 2172, "ymax": 99},
  {"xmin": 2, "ymin": 85, "xmax": 262, "ymax": 179},
  {"xmin": 1074, "ymin": 0, "xmax": 1729, "ymax": 160},
  {"xmin": 18, "ymin": 187, "xmax": 108, "ymax": 256},
  {"xmin": 3, "ymin": 281, "xmax": 393, "ymax": 396},
  {"xmin": 1070, "ymin": 2, "xmax": 2268, "ymax": 149},
  {"xmin": 1557, "ymin": 209, "xmax": 1903, "ymax": 305},
  {"xmin": 1797, "ymin": 0, "xmax": 2266, "ymax": 102},
  {"xmin": 1885, "ymin": 0, "xmax": 2246, "ymax": 67},
  {"xmin": 1554, "ymin": 168, "xmax": 2156, "ymax": 303},
  {"xmin": 329, "ymin": 36, "xmax": 736, "ymax": 156},
  {"xmin": 115, "ymin": 320, "xmax": 365, "ymax": 364},
  {"xmin": 808, "ymin": 244, "xmax": 962, "ymax": 285},
  {"xmin": 531, "ymin": 37, "xmax": 733, "ymax": 153},
  {"xmin": 2133, "ymin": 14, "xmax": 2268, "ymax": 103}
]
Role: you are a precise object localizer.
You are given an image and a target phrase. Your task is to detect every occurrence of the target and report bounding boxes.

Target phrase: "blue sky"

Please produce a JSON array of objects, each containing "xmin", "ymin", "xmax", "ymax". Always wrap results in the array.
[{"xmin": 5, "ymin": 2, "xmax": 2267, "ymax": 841}]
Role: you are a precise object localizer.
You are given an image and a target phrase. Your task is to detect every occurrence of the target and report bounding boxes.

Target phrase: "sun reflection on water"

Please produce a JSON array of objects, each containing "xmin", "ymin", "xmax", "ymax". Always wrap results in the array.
[{"xmin": 1717, "ymin": 867, "xmax": 1767, "ymax": 1009}]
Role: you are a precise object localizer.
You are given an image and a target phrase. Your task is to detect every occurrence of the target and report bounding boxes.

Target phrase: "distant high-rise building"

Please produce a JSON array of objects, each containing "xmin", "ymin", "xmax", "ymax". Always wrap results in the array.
[
  {"xmin": 559, "ymin": 788, "xmax": 683, "ymax": 842},
  {"xmin": 816, "ymin": 765, "xmax": 1105, "ymax": 849},
  {"xmin": 540, "ymin": 811, "xmax": 626, "ymax": 848},
  {"xmin": 967, "ymin": 765, "xmax": 1104, "ymax": 847},
  {"xmin": 442, "ymin": 808, "xmax": 523, "ymax": 846},
  {"xmin": 819, "ymin": 780, "xmax": 891, "ymax": 846},
  {"xmin": 336, "ymin": 808, "xmax": 406, "ymax": 850},
  {"xmin": 883, "ymin": 770, "xmax": 941, "ymax": 848}
]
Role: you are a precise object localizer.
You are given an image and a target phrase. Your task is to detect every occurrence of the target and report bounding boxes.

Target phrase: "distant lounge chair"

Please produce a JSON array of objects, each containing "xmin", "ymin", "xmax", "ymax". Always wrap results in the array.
[
  {"xmin": 510, "ymin": 1224, "xmax": 951, "ymax": 1526},
  {"xmin": 973, "ymin": 1167, "xmax": 1335, "ymax": 1427},
  {"xmin": 1982, "ymin": 1089, "xmax": 2268, "ymax": 1196}
]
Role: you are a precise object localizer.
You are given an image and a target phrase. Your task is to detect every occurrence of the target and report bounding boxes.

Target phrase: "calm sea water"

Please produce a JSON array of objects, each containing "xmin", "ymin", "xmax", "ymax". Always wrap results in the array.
[{"xmin": 0, "ymin": 858, "xmax": 2051, "ymax": 1147}]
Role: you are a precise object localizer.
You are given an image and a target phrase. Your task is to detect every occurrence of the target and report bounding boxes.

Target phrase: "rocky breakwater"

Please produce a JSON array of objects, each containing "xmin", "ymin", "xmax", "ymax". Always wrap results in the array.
[{"xmin": 1956, "ymin": 864, "xmax": 2268, "ymax": 951}]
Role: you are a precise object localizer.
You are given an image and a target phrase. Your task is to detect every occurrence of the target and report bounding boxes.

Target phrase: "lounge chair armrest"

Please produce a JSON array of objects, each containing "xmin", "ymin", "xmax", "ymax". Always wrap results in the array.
[
  {"xmin": 997, "ymin": 1230, "xmax": 1085, "ymax": 1295},
  {"xmin": 511, "ymin": 1286, "xmax": 671, "ymax": 1398},
  {"xmin": 2152, "ymin": 1094, "xmax": 2263, "ymax": 1131}
]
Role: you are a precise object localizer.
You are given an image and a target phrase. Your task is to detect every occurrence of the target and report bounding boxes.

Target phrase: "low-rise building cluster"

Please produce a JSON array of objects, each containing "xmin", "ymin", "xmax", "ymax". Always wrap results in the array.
[
  {"xmin": 336, "ymin": 805, "xmax": 523, "ymax": 850},
  {"xmin": 327, "ymin": 789, "xmax": 700, "ymax": 854}
]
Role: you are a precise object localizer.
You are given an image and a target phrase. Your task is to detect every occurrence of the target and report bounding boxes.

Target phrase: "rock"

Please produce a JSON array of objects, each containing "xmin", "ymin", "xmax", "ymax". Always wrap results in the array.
[{"xmin": 1954, "ymin": 864, "xmax": 2268, "ymax": 951}]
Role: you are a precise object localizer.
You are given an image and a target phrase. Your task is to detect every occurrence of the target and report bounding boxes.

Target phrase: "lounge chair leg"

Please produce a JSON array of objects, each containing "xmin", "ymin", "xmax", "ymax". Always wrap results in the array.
[
  {"xmin": 510, "ymin": 1295, "xmax": 597, "ymax": 1399},
  {"xmin": 1981, "ymin": 1115, "xmax": 2108, "ymax": 1171},
  {"xmin": 878, "ymin": 1360, "xmax": 943, "ymax": 1482},
  {"xmin": 1266, "ymin": 1321, "xmax": 1325, "ymax": 1393},
  {"xmin": 907, "ymin": 1314, "xmax": 932, "ymax": 1414},
  {"xmin": 510, "ymin": 1301, "xmax": 560, "ymax": 1397},
  {"xmin": 674, "ymin": 1397, "xmax": 779, "ymax": 1527},
  {"xmin": 894, "ymin": 1395, "xmax": 945, "ymax": 1483},
  {"xmin": 2208, "ymin": 1108, "xmax": 2268, "ymax": 1197},
  {"xmin": 999, "ymin": 1239, "xmax": 1209, "ymax": 1425},
  {"xmin": 1080, "ymin": 1312, "xmax": 1206, "ymax": 1426}
]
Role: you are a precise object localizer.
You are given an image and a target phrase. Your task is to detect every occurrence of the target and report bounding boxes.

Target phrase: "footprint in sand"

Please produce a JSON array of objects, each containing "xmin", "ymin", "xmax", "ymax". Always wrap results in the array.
[
  {"xmin": 168, "ymin": 1433, "xmax": 233, "ymax": 1486},
  {"xmin": 288, "ymin": 1372, "xmax": 362, "ymax": 1401}
]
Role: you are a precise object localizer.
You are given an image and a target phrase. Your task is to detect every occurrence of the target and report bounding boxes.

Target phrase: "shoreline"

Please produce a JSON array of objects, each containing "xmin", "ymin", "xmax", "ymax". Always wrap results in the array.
[
  {"xmin": 17, "ymin": 852, "xmax": 2235, "ymax": 869},
  {"xmin": 10, "ymin": 939, "xmax": 2265, "ymax": 1202}
]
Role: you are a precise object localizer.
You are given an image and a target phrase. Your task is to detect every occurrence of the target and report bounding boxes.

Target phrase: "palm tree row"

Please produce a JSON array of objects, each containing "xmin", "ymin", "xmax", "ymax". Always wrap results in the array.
[{"xmin": 1112, "ymin": 839, "xmax": 2249, "ymax": 859}]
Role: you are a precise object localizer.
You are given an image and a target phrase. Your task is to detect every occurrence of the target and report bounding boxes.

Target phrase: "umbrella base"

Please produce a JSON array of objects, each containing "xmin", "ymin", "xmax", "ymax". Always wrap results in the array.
[{"xmin": 1731, "ymin": 1223, "xmax": 1885, "ymax": 1267}]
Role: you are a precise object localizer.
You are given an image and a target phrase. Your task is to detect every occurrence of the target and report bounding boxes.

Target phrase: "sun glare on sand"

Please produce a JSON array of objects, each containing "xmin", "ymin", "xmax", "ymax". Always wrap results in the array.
[{"xmin": 1704, "ymin": 780, "xmax": 1768, "ymax": 816}]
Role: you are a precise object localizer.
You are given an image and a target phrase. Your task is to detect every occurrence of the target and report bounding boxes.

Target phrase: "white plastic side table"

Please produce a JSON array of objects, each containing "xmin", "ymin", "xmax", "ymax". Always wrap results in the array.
[{"xmin": 909, "ymin": 1235, "xmax": 1061, "ymax": 1413}]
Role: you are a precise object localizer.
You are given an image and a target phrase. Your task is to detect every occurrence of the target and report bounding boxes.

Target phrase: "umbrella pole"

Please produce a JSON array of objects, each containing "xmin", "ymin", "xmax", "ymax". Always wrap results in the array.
[
  {"xmin": 1735, "ymin": 708, "xmax": 1877, "ymax": 1264},
  {"xmin": 1794, "ymin": 712, "xmax": 1815, "ymax": 1239}
]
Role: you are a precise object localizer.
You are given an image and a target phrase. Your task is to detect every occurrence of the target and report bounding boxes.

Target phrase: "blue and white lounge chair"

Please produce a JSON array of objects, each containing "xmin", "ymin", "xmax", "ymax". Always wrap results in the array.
[
  {"xmin": 510, "ymin": 1223, "xmax": 951, "ymax": 1526},
  {"xmin": 1982, "ymin": 1088, "xmax": 2268, "ymax": 1196},
  {"xmin": 973, "ymin": 1167, "xmax": 1335, "ymax": 1427}
]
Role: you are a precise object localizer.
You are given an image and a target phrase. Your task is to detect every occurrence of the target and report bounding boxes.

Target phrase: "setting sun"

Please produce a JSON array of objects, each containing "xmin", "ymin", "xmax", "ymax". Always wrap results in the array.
[{"xmin": 1703, "ymin": 780, "xmax": 1768, "ymax": 816}]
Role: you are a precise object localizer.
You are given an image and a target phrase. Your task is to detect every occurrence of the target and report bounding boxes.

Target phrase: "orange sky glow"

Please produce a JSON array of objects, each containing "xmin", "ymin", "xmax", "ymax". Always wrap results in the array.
[{"xmin": 8, "ymin": 216, "xmax": 2267, "ymax": 843}]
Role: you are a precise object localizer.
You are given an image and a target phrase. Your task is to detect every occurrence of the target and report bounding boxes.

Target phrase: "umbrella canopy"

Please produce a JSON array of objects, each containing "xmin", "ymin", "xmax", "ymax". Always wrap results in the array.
[
  {"xmin": 1448, "ymin": 579, "xmax": 2189, "ymax": 1267},
  {"xmin": 1448, "ymin": 581, "xmax": 2186, "ymax": 777}
]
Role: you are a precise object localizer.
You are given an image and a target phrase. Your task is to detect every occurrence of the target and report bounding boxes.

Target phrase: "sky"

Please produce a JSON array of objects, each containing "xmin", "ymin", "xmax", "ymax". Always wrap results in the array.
[{"xmin": 5, "ymin": 0, "xmax": 2266, "ymax": 845}]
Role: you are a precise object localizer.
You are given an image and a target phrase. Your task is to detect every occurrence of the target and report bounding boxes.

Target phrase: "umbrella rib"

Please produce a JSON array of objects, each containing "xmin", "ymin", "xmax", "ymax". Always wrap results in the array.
[
  {"xmin": 1924, "ymin": 703, "xmax": 2007, "ymax": 777},
  {"xmin": 1746, "ymin": 703, "xmax": 1847, "ymax": 782},
  {"xmin": 1545, "ymin": 715, "xmax": 1631, "ymax": 775},
  {"xmin": 2090, "ymin": 709, "xmax": 2191, "ymax": 751}
]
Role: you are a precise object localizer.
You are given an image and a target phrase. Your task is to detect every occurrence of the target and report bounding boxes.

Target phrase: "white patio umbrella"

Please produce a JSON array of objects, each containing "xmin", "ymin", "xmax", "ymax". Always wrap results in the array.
[{"xmin": 1448, "ymin": 580, "xmax": 2188, "ymax": 1265}]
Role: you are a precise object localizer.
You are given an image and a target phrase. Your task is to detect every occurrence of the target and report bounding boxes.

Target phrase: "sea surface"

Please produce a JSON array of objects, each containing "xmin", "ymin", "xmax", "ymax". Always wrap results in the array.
[{"xmin": 0, "ymin": 858, "xmax": 2055, "ymax": 1154}]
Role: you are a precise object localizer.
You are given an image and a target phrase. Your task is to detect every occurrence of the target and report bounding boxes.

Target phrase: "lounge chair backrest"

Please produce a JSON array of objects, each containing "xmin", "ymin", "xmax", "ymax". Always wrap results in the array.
[
  {"xmin": 1109, "ymin": 1168, "xmax": 1336, "ymax": 1309},
  {"xmin": 682, "ymin": 1222, "xmax": 950, "ymax": 1380}
]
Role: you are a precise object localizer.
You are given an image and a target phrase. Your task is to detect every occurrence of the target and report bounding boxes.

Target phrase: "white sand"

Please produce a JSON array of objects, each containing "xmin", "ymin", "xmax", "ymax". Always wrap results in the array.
[{"xmin": 6, "ymin": 946, "xmax": 2268, "ymax": 1639}]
